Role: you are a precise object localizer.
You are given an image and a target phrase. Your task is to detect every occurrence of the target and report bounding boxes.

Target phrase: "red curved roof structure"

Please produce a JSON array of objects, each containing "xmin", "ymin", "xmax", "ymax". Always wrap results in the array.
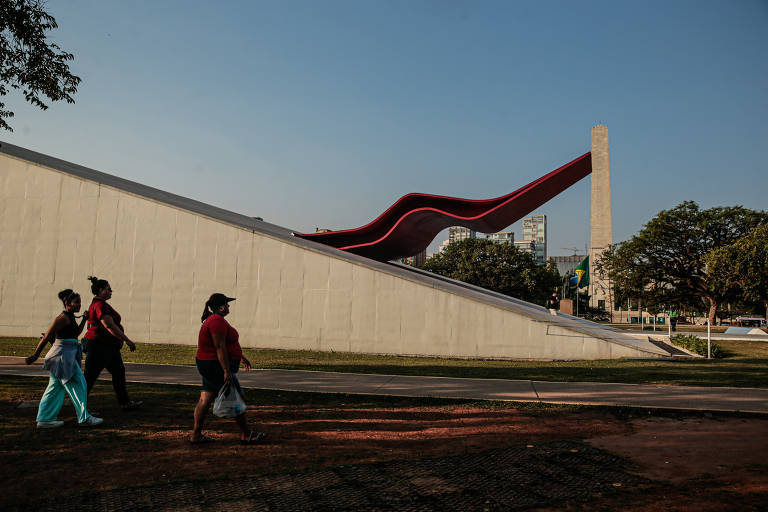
[{"xmin": 297, "ymin": 152, "xmax": 592, "ymax": 262}]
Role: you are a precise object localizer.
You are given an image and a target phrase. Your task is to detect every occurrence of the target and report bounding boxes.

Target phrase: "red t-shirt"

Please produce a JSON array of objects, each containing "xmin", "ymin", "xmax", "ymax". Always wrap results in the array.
[
  {"xmin": 196, "ymin": 314, "xmax": 242, "ymax": 361},
  {"xmin": 84, "ymin": 298, "xmax": 123, "ymax": 347}
]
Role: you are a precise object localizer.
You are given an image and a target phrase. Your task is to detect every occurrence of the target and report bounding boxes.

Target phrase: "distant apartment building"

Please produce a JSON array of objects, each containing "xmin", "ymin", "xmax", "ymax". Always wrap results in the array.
[
  {"xmin": 513, "ymin": 240, "xmax": 536, "ymax": 257},
  {"xmin": 436, "ymin": 226, "xmax": 477, "ymax": 255},
  {"xmin": 486, "ymin": 231, "xmax": 514, "ymax": 244},
  {"xmin": 399, "ymin": 249, "xmax": 427, "ymax": 267},
  {"xmin": 548, "ymin": 254, "xmax": 586, "ymax": 277},
  {"xmin": 522, "ymin": 214, "xmax": 547, "ymax": 264},
  {"xmin": 448, "ymin": 226, "xmax": 476, "ymax": 243}
]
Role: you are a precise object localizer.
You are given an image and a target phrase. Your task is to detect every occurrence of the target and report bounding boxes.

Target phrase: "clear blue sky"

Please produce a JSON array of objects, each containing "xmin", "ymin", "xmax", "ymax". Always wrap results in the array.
[{"xmin": 4, "ymin": 0, "xmax": 767, "ymax": 256}]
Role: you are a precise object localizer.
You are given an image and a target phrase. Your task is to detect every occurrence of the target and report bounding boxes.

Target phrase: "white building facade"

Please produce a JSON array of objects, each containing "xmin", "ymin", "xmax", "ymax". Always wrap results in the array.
[
  {"xmin": 513, "ymin": 240, "xmax": 535, "ymax": 256},
  {"xmin": 522, "ymin": 214, "xmax": 547, "ymax": 264},
  {"xmin": 448, "ymin": 226, "xmax": 476, "ymax": 243},
  {"xmin": 486, "ymin": 231, "xmax": 514, "ymax": 244}
]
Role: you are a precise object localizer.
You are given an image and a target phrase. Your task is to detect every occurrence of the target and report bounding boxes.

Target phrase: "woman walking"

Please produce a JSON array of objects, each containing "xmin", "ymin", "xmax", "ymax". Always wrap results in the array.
[
  {"xmin": 190, "ymin": 293, "xmax": 265, "ymax": 445},
  {"xmin": 83, "ymin": 276, "xmax": 142, "ymax": 410},
  {"xmin": 25, "ymin": 290, "xmax": 103, "ymax": 428}
]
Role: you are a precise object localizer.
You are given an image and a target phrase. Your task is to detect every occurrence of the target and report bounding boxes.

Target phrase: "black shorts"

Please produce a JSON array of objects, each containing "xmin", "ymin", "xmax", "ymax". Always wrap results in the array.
[{"xmin": 195, "ymin": 358, "xmax": 243, "ymax": 395}]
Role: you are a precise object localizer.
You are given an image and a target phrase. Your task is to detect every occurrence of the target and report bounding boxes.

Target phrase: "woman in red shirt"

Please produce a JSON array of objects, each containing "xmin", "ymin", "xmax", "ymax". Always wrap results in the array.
[
  {"xmin": 83, "ymin": 276, "xmax": 142, "ymax": 410},
  {"xmin": 190, "ymin": 293, "xmax": 265, "ymax": 445}
]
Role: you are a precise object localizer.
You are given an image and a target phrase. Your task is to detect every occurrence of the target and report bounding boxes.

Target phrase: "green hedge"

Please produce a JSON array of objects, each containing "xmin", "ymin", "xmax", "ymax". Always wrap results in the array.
[{"xmin": 670, "ymin": 334, "xmax": 724, "ymax": 358}]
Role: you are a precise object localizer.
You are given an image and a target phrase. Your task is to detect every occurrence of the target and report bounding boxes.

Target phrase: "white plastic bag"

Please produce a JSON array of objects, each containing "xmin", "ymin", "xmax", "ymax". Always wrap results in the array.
[{"xmin": 212, "ymin": 380, "xmax": 247, "ymax": 418}]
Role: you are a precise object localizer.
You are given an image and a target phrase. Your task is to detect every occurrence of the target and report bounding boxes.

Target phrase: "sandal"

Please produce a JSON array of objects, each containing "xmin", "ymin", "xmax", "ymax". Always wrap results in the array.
[
  {"xmin": 240, "ymin": 431, "xmax": 266, "ymax": 445},
  {"xmin": 190, "ymin": 434, "xmax": 216, "ymax": 445}
]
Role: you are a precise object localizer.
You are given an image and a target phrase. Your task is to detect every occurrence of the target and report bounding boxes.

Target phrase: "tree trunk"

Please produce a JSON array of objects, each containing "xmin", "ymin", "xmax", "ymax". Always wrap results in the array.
[
  {"xmin": 764, "ymin": 300, "xmax": 768, "ymax": 326},
  {"xmin": 707, "ymin": 297, "xmax": 718, "ymax": 326}
]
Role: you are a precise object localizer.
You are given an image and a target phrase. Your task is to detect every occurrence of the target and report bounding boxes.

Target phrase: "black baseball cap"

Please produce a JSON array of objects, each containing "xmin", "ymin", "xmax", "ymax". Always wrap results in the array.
[{"xmin": 207, "ymin": 293, "xmax": 236, "ymax": 310}]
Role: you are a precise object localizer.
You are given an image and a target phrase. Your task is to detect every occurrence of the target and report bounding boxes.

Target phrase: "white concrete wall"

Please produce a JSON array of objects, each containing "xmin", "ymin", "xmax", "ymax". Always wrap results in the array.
[{"xmin": 1, "ymin": 152, "xmax": 656, "ymax": 359}]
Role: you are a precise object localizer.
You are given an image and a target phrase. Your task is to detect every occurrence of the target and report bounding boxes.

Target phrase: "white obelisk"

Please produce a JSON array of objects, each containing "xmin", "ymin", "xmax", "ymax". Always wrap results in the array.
[{"xmin": 590, "ymin": 125, "xmax": 613, "ymax": 312}]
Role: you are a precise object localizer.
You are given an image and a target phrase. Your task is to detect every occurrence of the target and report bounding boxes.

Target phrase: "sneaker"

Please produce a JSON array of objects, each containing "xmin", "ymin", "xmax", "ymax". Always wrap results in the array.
[
  {"xmin": 37, "ymin": 420, "xmax": 64, "ymax": 429},
  {"xmin": 121, "ymin": 400, "xmax": 143, "ymax": 411},
  {"xmin": 79, "ymin": 416, "xmax": 104, "ymax": 427}
]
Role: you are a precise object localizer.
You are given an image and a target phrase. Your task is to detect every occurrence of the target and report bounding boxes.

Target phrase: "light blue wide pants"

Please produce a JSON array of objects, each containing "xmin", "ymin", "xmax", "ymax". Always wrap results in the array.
[{"xmin": 36, "ymin": 367, "xmax": 90, "ymax": 423}]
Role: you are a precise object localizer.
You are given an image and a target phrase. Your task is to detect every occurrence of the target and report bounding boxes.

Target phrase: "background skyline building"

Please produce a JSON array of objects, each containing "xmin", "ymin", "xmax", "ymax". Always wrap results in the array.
[
  {"xmin": 448, "ymin": 226, "xmax": 476, "ymax": 244},
  {"xmin": 399, "ymin": 249, "xmax": 427, "ymax": 267},
  {"xmin": 435, "ymin": 226, "xmax": 479, "ymax": 255},
  {"xmin": 513, "ymin": 240, "xmax": 536, "ymax": 257},
  {"xmin": 486, "ymin": 231, "xmax": 514, "ymax": 244},
  {"xmin": 522, "ymin": 214, "xmax": 547, "ymax": 264}
]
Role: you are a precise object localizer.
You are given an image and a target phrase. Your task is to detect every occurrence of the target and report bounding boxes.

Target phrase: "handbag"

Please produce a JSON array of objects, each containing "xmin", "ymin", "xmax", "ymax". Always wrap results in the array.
[{"xmin": 212, "ymin": 379, "xmax": 247, "ymax": 418}]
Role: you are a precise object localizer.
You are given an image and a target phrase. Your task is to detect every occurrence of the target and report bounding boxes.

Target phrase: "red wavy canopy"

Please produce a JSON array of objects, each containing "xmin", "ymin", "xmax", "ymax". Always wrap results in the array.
[{"xmin": 297, "ymin": 152, "xmax": 592, "ymax": 262}]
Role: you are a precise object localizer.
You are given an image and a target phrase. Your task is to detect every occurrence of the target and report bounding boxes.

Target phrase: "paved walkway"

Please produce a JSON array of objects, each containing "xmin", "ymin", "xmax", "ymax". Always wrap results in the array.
[
  {"xmin": 622, "ymin": 329, "xmax": 768, "ymax": 342},
  {"xmin": 2, "ymin": 356, "xmax": 767, "ymax": 414}
]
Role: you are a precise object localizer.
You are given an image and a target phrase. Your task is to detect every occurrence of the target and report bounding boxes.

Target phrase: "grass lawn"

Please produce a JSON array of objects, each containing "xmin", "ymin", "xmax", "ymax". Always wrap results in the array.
[{"xmin": 3, "ymin": 336, "xmax": 767, "ymax": 387}]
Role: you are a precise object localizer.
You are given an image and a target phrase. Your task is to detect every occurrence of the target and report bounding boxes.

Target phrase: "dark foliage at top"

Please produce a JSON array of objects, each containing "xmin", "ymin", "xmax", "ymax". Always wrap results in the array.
[{"xmin": 0, "ymin": 0, "xmax": 80, "ymax": 131}]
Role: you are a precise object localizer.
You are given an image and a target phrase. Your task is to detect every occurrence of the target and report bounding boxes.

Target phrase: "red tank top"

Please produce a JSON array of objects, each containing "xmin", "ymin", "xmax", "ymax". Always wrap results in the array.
[{"xmin": 85, "ymin": 298, "xmax": 123, "ymax": 347}]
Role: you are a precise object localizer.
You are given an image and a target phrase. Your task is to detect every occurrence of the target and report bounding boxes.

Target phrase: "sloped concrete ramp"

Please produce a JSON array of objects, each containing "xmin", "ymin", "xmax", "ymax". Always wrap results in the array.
[{"xmin": 0, "ymin": 142, "xmax": 670, "ymax": 359}]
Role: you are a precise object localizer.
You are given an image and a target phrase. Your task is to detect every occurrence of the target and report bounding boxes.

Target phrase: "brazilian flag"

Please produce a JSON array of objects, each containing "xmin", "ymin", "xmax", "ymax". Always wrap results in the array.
[{"xmin": 569, "ymin": 256, "xmax": 589, "ymax": 289}]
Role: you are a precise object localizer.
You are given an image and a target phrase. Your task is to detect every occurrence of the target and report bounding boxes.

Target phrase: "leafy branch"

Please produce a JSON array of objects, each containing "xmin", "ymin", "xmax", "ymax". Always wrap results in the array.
[{"xmin": 0, "ymin": 0, "xmax": 80, "ymax": 131}]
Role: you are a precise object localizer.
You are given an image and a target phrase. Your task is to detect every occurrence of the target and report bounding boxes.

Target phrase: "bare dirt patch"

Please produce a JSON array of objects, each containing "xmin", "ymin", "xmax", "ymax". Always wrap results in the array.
[
  {"xmin": 2, "ymin": 405, "xmax": 632, "ymax": 501},
  {"xmin": 577, "ymin": 416, "xmax": 768, "ymax": 511},
  {"xmin": 590, "ymin": 416, "xmax": 768, "ymax": 484}
]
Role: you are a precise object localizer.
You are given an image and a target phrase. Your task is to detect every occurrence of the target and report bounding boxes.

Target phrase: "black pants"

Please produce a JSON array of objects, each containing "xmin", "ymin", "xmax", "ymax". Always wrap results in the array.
[{"xmin": 84, "ymin": 341, "xmax": 130, "ymax": 405}]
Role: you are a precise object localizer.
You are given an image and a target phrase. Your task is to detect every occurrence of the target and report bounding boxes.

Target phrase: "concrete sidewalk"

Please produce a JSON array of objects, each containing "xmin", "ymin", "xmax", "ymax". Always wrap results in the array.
[
  {"xmin": 621, "ymin": 329, "xmax": 768, "ymax": 342},
  {"xmin": 2, "ymin": 356, "xmax": 767, "ymax": 414}
]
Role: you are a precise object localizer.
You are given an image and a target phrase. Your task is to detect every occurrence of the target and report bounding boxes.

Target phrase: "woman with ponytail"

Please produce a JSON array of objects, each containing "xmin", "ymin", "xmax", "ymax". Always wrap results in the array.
[
  {"xmin": 25, "ymin": 290, "xmax": 103, "ymax": 428},
  {"xmin": 190, "ymin": 293, "xmax": 264, "ymax": 445},
  {"xmin": 82, "ymin": 276, "xmax": 141, "ymax": 410}
]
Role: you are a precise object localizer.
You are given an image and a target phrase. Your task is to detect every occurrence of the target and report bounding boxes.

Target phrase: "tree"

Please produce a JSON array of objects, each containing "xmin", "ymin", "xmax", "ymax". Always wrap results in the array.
[
  {"xmin": 596, "ymin": 201, "xmax": 768, "ymax": 325},
  {"xmin": 706, "ymin": 225, "xmax": 768, "ymax": 323},
  {"xmin": 0, "ymin": 0, "xmax": 80, "ymax": 131},
  {"xmin": 422, "ymin": 238, "xmax": 561, "ymax": 306}
]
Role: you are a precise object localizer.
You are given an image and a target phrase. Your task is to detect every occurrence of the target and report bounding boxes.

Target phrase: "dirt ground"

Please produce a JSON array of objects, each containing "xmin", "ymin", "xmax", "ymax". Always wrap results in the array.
[
  {"xmin": 581, "ymin": 416, "xmax": 768, "ymax": 511},
  {"xmin": 2, "ymin": 378, "xmax": 767, "ymax": 510}
]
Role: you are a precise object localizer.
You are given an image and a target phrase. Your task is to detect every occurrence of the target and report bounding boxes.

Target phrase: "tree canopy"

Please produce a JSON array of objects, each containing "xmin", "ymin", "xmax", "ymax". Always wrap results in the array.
[
  {"xmin": 422, "ymin": 238, "xmax": 561, "ymax": 306},
  {"xmin": 596, "ymin": 201, "xmax": 768, "ymax": 323},
  {"xmin": 0, "ymin": 0, "xmax": 79, "ymax": 131},
  {"xmin": 706, "ymin": 225, "xmax": 768, "ymax": 322}
]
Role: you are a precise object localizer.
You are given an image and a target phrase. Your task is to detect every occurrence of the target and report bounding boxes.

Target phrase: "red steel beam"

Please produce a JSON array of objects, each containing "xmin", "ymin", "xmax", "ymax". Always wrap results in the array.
[{"xmin": 297, "ymin": 152, "xmax": 592, "ymax": 262}]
